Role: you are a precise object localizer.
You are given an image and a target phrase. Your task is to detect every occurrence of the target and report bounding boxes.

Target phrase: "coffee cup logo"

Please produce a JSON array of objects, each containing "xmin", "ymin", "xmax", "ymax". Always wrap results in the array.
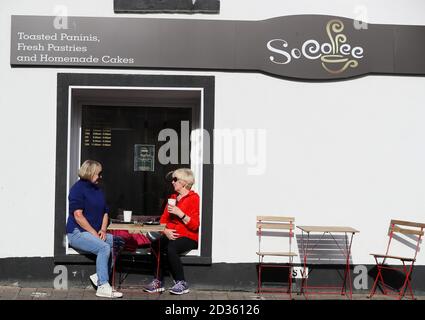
[
  {"xmin": 320, "ymin": 19, "xmax": 359, "ymax": 74},
  {"xmin": 267, "ymin": 19, "xmax": 364, "ymax": 75}
]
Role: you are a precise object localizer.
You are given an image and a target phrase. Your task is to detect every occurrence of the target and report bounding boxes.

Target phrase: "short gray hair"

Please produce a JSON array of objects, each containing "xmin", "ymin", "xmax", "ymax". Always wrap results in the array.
[
  {"xmin": 172, "ymin": 168, "xmax": 195, "ymax": 189},
  {"xmin": 78, "ymin": 160, "xmax": 102, "ymax": 180}
]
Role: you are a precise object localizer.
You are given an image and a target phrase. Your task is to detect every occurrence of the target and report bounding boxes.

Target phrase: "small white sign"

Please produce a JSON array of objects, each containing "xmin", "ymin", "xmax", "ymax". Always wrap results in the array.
[{"xmin": 292, "ymin": 267, "xmax": 309, "ymax": 279}]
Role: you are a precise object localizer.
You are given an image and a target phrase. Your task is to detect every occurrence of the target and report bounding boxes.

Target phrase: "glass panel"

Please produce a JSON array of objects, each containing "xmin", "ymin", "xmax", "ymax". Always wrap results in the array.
[{"xmin": 81, "ymin": 105, "xmax": 192, "ymax": 218}]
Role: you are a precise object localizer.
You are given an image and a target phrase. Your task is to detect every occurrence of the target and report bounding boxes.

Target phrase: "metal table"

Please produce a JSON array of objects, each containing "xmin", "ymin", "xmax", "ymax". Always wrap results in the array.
[
  {"xmin": 107, "ymin": 223, "xmax": 165, "ymax": 289},
  {"xmin": 108, "ymin": 223, "xmax": 165, "ymax": 234},
  {"xmin": 297, "ymin": 225, "xmax": 360, "ymax": 299}
]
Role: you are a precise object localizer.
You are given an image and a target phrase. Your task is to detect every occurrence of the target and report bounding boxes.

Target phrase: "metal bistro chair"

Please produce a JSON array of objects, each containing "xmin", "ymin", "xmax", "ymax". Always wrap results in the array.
[
  {"xmin": 369, "ymin": 219, "xmax": 425, "ymax": 300},
  {"xmin": 256, "ymin": 216, "xmax": 297, "ymax": 299}
]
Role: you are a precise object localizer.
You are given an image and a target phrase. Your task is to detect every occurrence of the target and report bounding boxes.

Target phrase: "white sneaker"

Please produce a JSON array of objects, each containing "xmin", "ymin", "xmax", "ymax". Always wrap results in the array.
[
  {"xmin": 96, "ymin": 283, "xmax": 123, "ymax": 298},
  {"xmin": 89, "ymin": 273, "xmax": 98, "ymax": 288}
]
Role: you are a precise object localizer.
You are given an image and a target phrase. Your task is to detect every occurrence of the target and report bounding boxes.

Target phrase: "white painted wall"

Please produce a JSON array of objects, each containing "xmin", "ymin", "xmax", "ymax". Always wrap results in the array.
[
  {"xmin": 1, "ymin": 1, "xmax": 425, "ymax": 265},
  {"xmin": 213, "ymin": 74, "xmax": 425, "ymax": 264}
]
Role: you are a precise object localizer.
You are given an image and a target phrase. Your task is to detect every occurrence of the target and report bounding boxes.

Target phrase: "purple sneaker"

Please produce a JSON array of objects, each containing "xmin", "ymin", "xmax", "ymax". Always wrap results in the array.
[
  {"xmin": 143, "ymin": 279, "xmax": 164, "ymax": 293},
  {"xmin": 169, "ymin": 280, "xmax": 189, "ymax": 295}
]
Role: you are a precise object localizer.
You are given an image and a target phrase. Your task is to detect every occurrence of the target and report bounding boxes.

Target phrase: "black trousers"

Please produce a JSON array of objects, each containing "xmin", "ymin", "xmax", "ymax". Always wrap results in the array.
[{"xmin": 151, "ymin": 236, "xmax": 198, "ymax": 282}]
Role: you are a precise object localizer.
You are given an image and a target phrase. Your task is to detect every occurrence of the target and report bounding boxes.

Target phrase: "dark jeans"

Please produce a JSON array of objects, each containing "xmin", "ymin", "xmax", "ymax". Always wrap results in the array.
[{"xmin": 151, "ymin": 236, "xmax": 198, "ymax": 282}]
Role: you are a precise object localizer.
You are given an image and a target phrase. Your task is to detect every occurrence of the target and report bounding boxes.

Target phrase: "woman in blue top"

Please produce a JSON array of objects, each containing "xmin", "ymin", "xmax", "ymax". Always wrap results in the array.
[{"xmin": 66, "ymin": 160, "xmax": 123, "ymax": 298}]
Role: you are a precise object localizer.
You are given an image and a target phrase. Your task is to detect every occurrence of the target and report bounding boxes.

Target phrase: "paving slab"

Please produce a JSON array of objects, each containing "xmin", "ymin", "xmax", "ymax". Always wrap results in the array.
[{"xmin": 0, "ymin": 285, "xmax": 424, "ymax": 300}]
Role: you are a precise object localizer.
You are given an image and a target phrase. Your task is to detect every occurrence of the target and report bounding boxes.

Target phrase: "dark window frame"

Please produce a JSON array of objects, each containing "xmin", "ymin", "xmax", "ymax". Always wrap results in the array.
[{"xmin": 54, "ymin": 73, "xmax": 214, "ymax": 265}]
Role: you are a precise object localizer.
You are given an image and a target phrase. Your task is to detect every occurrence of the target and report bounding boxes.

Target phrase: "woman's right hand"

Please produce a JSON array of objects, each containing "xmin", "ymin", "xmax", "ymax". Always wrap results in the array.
[
  {"xmin": 98, "ymin": 229, "xmax": 107, "ymax": 241},
  {"xmin": 163, "ymin": 228, "xmax": 179, "ymax": 240},
  {"xmin": 91, "ymin": 231, "xmax": 101, "ymax": 239}
]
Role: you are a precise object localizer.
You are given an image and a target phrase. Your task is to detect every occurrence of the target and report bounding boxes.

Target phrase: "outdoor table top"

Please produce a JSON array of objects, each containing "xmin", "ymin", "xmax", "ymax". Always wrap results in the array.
[
  {"xmin": 297, "ymin": 226, "xmax": 360, "ymax": 233},
  {"xmin": 108, "ymin": 223, "xmax": 165, "ymax": 234}
]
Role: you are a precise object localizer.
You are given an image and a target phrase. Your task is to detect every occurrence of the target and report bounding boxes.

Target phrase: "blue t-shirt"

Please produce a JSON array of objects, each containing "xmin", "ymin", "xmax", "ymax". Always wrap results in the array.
[{"xmin": 66, "ymin": 179, "xmax": 109, "ymax": 234}]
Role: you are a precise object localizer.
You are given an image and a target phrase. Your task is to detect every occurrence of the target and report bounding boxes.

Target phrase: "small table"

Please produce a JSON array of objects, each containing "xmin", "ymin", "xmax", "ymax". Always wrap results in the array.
[
  {"xmin": 107, "ymin": 223, "xmax": 166, "ymax": 289},
  {"xmin": 108, "ymin": 223, "xmax": 165, "ymax": 234},
  {"xmin": 297, "ymin": 225, "xmax": 360, "ymax": 299}
]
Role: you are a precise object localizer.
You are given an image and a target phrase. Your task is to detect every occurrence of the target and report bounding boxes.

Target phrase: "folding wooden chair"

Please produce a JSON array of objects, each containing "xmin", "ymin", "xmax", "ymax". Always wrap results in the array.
[
  {"xmin": 369, "ymin": 219, "xmax": 425, "ymax": 300},
  {"xmin": 256, "ymin": 216, "xmax": 297, "ymax": 299}
]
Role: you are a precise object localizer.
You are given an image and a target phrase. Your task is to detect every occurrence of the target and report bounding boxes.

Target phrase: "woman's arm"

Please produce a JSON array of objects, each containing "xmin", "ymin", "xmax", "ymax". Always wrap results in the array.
[
  {"xmin": 168, "ymin": 206, "xmax": 191, "ymax": 225},
  {"xmin": 98, "ymin": 213, "xmax": 109, "ymax": 240},
  {"xmin": 168, "ymin": 195, "xmax": 200, "ymax": 231},
  {"xmin": 74, "ymin": 209, "xmax": 99, "ymax": 238}
]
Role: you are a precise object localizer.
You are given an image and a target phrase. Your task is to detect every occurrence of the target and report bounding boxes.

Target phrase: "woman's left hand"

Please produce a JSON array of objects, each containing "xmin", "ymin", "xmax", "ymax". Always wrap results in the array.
[{"xmin": 98, "ymin": 229, "xmax": 107, "ymax": 241}]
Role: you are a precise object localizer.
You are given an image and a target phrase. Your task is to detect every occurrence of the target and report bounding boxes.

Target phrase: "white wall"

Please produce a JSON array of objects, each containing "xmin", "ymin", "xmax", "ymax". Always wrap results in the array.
[
  {"xmin": 213, "ymin": 74, "xmax": 425, "ymax": 264},
  {"xmin": 1, "ymin": 0, "xmax": 425, "ymax": 265}
]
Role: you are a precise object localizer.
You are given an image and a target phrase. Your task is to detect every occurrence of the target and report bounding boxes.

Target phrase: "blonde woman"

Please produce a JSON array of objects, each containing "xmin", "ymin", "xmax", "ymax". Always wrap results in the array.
[
  {"xmin": 144, "ymin": 168, "xmax": 200, "ymax": 295},
  {"xmin": 66, "ymin": 160, "xmax": 123, "ymax": 298}
]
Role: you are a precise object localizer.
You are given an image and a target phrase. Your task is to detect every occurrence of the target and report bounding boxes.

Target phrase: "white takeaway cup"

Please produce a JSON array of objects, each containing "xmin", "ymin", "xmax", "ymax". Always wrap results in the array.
[
  {"xmin": 123, "ymin": 210, "xmax": 132, "ymax": 222},
  {"xmin": 168, "ymin": 198, "xmax": 176, "ymax": 212}
]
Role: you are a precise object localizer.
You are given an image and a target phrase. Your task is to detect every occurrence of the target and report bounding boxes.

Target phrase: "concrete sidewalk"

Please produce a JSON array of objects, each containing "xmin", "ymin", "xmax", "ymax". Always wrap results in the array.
[{"xmin": 1, "ymin": 285, "xmax": 424, "ymax": 300}]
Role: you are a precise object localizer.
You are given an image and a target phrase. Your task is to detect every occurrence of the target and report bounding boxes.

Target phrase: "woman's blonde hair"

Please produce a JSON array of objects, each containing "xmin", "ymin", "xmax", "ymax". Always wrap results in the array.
[
  {"xmin": 78, "ymin": 160, "xmax": 102, "ymax": 180},
  {"xmin": 172, "ymin": 168, "xmax": 195, "ymax": 190}
]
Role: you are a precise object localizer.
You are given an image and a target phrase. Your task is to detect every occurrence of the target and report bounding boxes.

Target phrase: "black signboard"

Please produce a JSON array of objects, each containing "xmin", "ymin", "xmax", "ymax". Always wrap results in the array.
[{"xmin": 10, "ymin": 15, "xmax": 425, "ymax": 80}]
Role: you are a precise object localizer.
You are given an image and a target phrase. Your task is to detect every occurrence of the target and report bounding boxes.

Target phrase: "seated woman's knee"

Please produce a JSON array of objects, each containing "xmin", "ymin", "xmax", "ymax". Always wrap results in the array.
[
  {"xmin": 99, "ymin": 243, "xmax": 111, "ymax": 256},
  {"xmin": 166, "ymin": 242, "xmax": 179, "ymax": 255}
]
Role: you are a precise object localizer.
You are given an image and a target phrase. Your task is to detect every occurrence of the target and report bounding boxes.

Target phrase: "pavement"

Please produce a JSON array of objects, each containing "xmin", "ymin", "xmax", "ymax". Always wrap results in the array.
[{"xmin": 1, "ymin": 285, "xmax": 424, "ymax": 300}]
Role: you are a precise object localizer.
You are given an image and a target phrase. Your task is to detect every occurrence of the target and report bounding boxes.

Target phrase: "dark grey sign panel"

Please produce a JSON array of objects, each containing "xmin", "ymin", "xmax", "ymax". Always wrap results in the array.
[{"xmin": 10, "ymin": 15, "xmax": 425, "ymax": 80}]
